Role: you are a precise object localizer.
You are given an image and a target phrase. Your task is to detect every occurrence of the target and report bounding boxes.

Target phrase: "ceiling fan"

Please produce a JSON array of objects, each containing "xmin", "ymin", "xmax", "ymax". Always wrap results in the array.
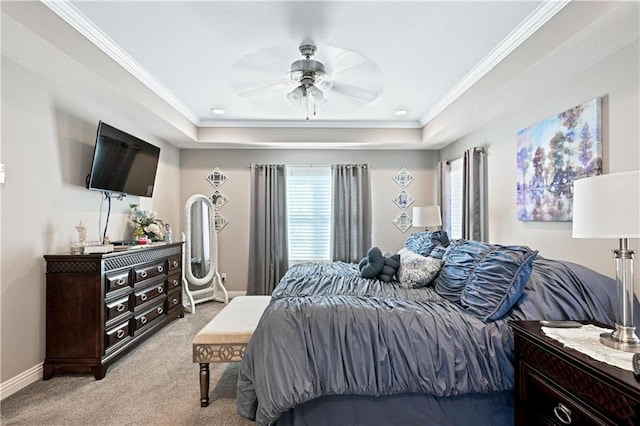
[{"xmin": 230, "ymin": 43, "xmax": 382, "ymax": 120}]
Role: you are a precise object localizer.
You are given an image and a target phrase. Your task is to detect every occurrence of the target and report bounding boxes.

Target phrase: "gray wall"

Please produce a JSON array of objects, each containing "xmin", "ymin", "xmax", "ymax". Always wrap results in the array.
[
  {"xmin": 180, "ymin": 149, "xmax": 439, "ymax": 291},
  {"xmin": 440, "ymin": 40, "xmax": 640, "ymax": 281},
  {"xmin": 1, "ymin": 57, "xmax": 181, "ymax": 386}
]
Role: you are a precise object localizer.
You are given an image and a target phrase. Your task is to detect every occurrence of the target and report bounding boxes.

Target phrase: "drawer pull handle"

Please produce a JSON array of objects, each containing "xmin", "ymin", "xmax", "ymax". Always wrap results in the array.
[
  {"xmin": 140, "ymin": 294, "xmax": 148, "ymax": 301},
  {"xmin": 141, "ymin": 316, "xmax": 147, "ymax": 324},
  {"xmin": 116, "ymin": 278, "xmax": 126, "ymax": 286},
  {"xmin": 172, "ymin": 298, "xmax": 178, "ymax": 305},
  {"xmin": 553, "ymin": 403, "xmax": 572, "ymax": 425},
  {"xmin": 172, "ymin": 279, "xmax": 179, "ymax": 287},
  {"xmin": 172, "ymin": 261, "xmax": 179, "ymax": 268},
  {"xmin": 157, "ymin": 266, "xmax": 164, "ymax": 273},
  {"xmin": 116, "ymin": 329, "xmax": 126, "ymax": 339},
  {"xmin": 157, "ymin": 286, "xmax": 164, "ymax": 294},
  {"xmin": 116, "ymin": 304, "xmax": 125, "ymax": 312},
  {"xmin": 157, "ymin": 307, "xmax": 164, "ymax": 314},
  {"xmin": 140, "ymin": 271, "xmax": 148, "ymax": 278}
]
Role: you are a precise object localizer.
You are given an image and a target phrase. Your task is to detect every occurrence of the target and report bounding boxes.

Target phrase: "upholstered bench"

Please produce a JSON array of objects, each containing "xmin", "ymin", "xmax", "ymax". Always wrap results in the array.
[{"xmin": 192, "ymin": 295, "xmax": 271, "ymax": 407}]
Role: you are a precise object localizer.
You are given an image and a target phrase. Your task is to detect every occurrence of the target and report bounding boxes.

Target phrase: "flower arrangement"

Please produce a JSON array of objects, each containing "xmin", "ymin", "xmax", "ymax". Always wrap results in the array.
[{"xmin": 129, "ymin": 205, "xmax": 164, "ymax": 241}]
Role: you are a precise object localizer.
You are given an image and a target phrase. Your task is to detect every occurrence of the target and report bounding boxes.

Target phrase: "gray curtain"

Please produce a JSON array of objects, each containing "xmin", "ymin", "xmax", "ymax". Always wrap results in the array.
[
  {"xmin": 436, "ymin": 160, "xmax": 451, "ymax": 236},
  {"xmin": 248, "ymin": 164, "xmax": 288, "ymax": 295},
  {"xmin": 331, "ymin": 164, "xmax": 372, "ymax": 263},
  {"xmin": 462, "ymin": 147, "xmax": 486, "ymax": 241}
]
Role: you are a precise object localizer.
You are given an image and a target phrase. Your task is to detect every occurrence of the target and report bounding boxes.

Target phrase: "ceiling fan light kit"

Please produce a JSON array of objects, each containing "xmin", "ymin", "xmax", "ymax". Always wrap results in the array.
[{"xmin": 286, "ymin": 44, "xmax": 335, "ymax": 119}]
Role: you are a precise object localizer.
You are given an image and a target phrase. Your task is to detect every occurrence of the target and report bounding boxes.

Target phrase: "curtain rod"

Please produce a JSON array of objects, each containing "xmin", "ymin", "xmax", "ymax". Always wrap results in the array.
[{"xmin": 248, "ymin": 164, "xmax": 371, "ymax": 168}]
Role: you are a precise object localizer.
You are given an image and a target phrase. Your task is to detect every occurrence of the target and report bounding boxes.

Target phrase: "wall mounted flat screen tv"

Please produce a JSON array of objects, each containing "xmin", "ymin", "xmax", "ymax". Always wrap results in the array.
[{"xmin": 87, "ymin": 121, "xmax": 160, "ymax": 197}]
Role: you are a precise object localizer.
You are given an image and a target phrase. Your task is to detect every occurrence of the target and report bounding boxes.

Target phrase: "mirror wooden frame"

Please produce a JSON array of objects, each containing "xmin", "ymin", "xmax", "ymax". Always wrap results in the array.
[{"xmin": 183, "ymin": 194, "xmax": 228, "ymax": 313}]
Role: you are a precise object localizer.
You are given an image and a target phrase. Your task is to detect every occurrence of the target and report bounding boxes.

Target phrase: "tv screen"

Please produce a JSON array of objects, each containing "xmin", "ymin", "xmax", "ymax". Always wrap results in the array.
[{"xmin": 87, "ymin": 121, "xmax": 160, "ymax": 197}]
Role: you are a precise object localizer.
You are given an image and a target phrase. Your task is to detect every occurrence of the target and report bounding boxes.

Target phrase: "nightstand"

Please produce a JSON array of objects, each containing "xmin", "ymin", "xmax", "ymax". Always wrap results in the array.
[{"xmin": 509, "ymin": 321, "xmax": 640, "ymax": 425}]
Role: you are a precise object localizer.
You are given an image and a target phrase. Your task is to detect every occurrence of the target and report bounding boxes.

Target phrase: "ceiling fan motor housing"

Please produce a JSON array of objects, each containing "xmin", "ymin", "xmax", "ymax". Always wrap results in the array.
[{"xmin": 289, "ymin": 59, "xmax": 333, "ymax": 90}]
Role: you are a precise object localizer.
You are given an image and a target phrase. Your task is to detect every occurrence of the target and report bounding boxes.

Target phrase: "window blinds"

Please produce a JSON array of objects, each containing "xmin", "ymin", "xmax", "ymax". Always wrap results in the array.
[{"xmin": 286, "ymin": 166, "xmax": 332, "ymax": 264}]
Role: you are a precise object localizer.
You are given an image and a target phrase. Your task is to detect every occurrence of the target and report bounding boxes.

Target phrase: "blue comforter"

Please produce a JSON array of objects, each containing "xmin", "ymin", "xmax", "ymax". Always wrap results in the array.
[{"xmin": 237, "ymin": 258, "xmax": 618, "ymax": 425}]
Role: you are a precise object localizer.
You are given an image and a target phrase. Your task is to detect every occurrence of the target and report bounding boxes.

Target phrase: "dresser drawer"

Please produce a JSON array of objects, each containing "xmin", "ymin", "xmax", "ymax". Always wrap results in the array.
[
  {"xmin": 134, "ymin": 303, "xmax": 166, "ymax": 332},
  {"xmin": 133, "ymin": 261, "xmax": 166, "ymax": 283},
  {"xmin": 105, "ymin": 270, "xmax": 130, "ymax": 293},
  {"xmin": 105, "ymin": 320, "xmax": 131, "ymax": 352},
  {"xmin": 167, "ymin": 271, "xmax": 181, "ymax": 292},
  {"xmin": 134, "ymin": 280, "xmax": 166, "ymax": 308},
  {"xmin": 166, "ymin": 288, "xmax": 182, "ymax": 312},
  {"xmin": 168, "ymin": 255, "xmax": 181, "ymax": 271},
  {"xmin": 105, "ymin": 295, "xmax": 132, "ymax": 323}
]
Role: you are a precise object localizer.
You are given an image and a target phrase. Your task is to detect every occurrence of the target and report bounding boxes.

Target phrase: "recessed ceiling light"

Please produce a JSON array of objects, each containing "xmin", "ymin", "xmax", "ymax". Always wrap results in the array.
[
  {"xmin": 395, "ymin": 109, "xmax": 408, "ymax": 116},
  {"xmin": 210, "ymin": 108, "xmax": 225, "ymax": 115}
]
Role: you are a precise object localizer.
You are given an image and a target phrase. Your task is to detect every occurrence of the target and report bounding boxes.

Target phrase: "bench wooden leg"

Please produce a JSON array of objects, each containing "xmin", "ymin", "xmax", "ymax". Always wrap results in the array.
[{"xmin": 199, "ymin": 363, "xmax": 210, "ymax": 407}]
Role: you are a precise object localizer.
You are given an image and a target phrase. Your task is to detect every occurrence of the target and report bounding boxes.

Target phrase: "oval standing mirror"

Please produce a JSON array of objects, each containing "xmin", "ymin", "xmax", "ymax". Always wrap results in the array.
[{"xmin": 183, "ymin": 194, "xmax": 228, "ymax": 313}]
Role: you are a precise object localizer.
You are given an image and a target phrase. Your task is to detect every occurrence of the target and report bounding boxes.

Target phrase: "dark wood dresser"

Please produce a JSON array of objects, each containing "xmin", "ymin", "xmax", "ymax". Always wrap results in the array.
[
  {"xmin": 43, "ymin": 243, "xmax": 184, "ymax": 380},
  {"xmin": 510, "ymin": 320, "xmax": 640, "ymax": 425}
]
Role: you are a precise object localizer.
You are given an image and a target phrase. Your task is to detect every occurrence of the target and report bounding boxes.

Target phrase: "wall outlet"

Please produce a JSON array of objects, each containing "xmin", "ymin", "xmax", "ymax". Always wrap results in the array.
[
  {"xmin": 221, "ymin": 272, "xmax": 227, "ymax": 282},
  {"xmin": 0, "ymin": 163, "xmax": 5, "ymax": 184}
]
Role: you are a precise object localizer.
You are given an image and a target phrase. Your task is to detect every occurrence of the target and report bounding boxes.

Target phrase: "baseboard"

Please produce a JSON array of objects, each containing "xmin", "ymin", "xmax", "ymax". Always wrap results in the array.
[
  {"xmin": 227, "ymin": 290, "xmax": 247, "ymax": 298},
  {"xmin": 0, "ymin": 362, "xmax": 43, "ymax": 400}
]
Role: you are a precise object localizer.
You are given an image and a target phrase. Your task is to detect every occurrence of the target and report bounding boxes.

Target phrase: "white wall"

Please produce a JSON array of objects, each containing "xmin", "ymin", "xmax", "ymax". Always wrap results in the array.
[
  {"xmin": 0, "ymin": 57, "xmax": 181, "ymax": 389},
  {"xmin": 440, "ymin": 41, "xmax": 640, "ymax": 282},
  {"xmin": 180, "ymin": 149, "xmax": 439, "ymax": 291}
]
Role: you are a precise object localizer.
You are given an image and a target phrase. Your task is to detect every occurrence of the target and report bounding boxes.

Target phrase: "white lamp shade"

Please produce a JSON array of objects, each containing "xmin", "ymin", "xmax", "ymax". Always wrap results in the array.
[
  {"xmin": 412, "ymin": 206, "xmax": 442, "ymax": 227},
  {"xmin": 572, "ymin": 171, "xmax": 640, "ymax": 239}
]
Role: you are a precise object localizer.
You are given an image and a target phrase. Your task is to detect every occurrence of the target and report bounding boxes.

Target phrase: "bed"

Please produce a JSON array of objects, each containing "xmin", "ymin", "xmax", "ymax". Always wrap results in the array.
[{"xmin": 237, "ymin": 233, "xmax": 624, "ymax": 426}]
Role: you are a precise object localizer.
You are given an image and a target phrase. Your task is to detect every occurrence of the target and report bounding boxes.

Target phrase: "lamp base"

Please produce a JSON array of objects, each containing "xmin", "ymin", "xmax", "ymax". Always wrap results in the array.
[{"xmin": 600, "ymin": 325, "xmax": 640, "ymax": 353}]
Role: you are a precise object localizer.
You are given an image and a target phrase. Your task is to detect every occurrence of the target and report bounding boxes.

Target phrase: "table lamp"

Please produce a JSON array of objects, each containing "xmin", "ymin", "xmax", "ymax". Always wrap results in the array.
[
  {"xmin": 412, "ymin": 205, "xmax": 442, "ymax": 231},
  {"xmin": 572, "ymin": 170, "xmax": 640, "ymax": 352}
]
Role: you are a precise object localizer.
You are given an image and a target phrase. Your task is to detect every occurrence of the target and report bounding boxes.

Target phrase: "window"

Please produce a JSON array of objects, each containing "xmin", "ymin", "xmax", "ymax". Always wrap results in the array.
[
  {"xmin": 449, "ymin": 157, "xmax": 463, "ymax": 239},
  {"xmin": 286, "ymin": 166, "xmax": 332, "ymax": 264}
]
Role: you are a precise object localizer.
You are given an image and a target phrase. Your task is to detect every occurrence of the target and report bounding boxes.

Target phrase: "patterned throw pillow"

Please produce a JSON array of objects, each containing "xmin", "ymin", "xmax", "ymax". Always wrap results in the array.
[{"xmin": 397, "ymin": 248, "xmax": 442, "ymax": 289}]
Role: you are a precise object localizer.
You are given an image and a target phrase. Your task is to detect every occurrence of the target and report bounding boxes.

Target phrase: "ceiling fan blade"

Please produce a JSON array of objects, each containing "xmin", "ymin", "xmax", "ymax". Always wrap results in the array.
[
  {"xmin": 233, "ymin": 51, "xmax": 288, "ymax": 75},
  {"xmin": 326, "ymin": 50, "xmax": 366, "ymax": 75},
  {"xmin": 237, "ymin": 82, "xmax": 285, "ymax": 98},
  {"xmin": 332, "ymin": 82, "xmax": 380, "ymax": 102}
]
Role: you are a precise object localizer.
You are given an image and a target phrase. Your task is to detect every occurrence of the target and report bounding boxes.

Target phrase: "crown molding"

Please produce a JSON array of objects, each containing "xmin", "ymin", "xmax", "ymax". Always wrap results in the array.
[
  {"xmin": 419, "ymin": 0, "xmax": 571, "ymax": 126},
  {"xmin": 41, "ymin": 0, "xmax": 200, "ymax": 125},
  {"xmin": 198, "ymin": 119, "xmax": 423, "ymax": 129}
]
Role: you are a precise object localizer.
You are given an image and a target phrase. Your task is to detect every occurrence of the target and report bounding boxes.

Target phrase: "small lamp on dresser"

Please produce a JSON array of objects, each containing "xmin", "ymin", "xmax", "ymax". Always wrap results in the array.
[
  {"xmin": 572, "ymin": 170, "xmax": 640, "ymax": 352},
  {"xmin": 412, "ymin": 205, "xmax": 442, "ymax": 232}
]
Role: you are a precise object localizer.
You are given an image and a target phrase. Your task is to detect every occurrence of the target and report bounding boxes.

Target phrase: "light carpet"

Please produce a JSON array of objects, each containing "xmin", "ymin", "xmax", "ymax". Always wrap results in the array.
[{"xmin": 1, "ymin": 301, "xmax": 254, "ymax": 426}]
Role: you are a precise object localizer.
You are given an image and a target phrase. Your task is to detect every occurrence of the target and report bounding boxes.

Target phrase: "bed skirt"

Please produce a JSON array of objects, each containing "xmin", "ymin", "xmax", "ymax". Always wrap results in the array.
[{"xmin": 273, "ymin": 390, "xmax": 514, "ymax": 426}]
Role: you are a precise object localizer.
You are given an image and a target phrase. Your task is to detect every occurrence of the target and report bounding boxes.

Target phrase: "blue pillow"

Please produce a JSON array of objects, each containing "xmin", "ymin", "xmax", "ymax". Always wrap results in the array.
[
  {"xmin": 359, "ymin": 246, "xmax": 385, "ymax": 279},
  {"xmin": 434, "ymin": 240, "xmax": 537, "ymax": 322},
  {"xmin": 378, "ymin": 253, "xmax": 401, "ymax": 282},
  {"xmin": 404, "ymin": 231, "xmax": 450, "ymax": 257}
]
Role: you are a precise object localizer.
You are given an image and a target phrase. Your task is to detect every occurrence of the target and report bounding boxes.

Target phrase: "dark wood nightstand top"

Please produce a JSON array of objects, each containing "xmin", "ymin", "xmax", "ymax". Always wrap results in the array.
[
  {"xmin": 510, "ymin": 320, "xmax": 640, "ymax": 425},
  {"xmin": 509, "ymin": 320, "xmax": 640, "ymax": 395}
]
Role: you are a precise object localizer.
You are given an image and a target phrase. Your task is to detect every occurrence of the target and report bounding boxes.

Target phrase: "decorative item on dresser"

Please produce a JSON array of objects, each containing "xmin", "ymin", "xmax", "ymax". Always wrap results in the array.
[
  {"xmin": 510, "ymin": 321, "xmax": 640, "ymax": 426},
  {"xmin": 43, "ymin": 242, "xmax": 184, "ymax": 380}
]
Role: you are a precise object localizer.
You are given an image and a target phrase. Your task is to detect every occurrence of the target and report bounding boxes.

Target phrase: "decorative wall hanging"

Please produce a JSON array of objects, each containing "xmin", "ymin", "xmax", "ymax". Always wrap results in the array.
[
  {"xmin": 392, "ymin": 212, "xmax": 412, "ymax": 233},
  {"xmin": 209, "ymin": 191, "xmax": 228, "ymax": 210},
  {"xmin": 214, "ymin": 212, "xmax": 228, "ymax": 232},
  {"xmin": 206, "ymin": 167, "xmax": 228, "ymax": 189},
  {"xmin": 516, "ymin": 97, "xmax": 602, "ymax": 222},
  {"xmin": 392, "ymin": 191, "xmax": 415, "ymax": 211},
  {"xmin": 392, "ymin": 167, "xmax": 414, "ymax": 188}
]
